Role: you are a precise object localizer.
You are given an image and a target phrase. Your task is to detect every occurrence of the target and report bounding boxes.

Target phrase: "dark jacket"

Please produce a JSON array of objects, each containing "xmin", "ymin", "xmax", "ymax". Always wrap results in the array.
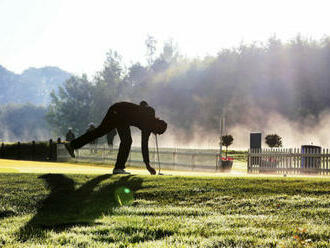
[
  {"xmin": 107, "ymin": 102, "xmax": 157, "ymax": 164},
  {"xmin": 108, "ymin": 102, "xmax": 156, "ymax": 132}
]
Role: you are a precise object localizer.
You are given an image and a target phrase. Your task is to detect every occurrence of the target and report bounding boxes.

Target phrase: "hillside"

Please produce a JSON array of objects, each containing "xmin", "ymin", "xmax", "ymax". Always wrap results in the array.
[{"xmin": 0, "ymin": 65, "xmax": 71, "ymax": 105}]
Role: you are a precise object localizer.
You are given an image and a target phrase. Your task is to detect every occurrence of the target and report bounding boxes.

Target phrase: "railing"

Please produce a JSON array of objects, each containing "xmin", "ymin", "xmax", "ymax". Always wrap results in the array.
[
  {"xmin": 57, "ymin": 144, "xmax": 226, "ymax": 172},
  {"xmin": 248, "ymin": 148, "xmax": 330, "ymax": 175}
]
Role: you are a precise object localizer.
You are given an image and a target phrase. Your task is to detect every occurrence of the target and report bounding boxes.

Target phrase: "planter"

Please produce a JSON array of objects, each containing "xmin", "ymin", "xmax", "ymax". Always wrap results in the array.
[{"xmin": 219, "ymin": 160, "xmax": 233, "ymax": 172}]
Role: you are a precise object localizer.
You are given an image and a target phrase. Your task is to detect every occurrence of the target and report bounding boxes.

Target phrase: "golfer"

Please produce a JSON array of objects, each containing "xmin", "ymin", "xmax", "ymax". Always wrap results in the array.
[{"xmin": 65, "ymin": 101, "xmax": 167, "ymax": 175}]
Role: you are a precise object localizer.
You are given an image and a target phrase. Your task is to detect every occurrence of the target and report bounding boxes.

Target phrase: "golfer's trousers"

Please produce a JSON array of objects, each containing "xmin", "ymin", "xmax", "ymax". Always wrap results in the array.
[{"xmin": 71, "ymin": 113, "xmax": 132, "ymax": 170}]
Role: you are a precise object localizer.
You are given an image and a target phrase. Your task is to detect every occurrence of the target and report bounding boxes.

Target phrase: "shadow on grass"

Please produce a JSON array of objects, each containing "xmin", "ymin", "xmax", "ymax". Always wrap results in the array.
[
  {"xmin": 115, "ymin": 226, "xmax": 175, "ymax": 243},
  {"xmin": 0, "ymin": 210, "xmax": 16, "ymax": 219},
  {"xmin": 18, "ymin": 174, "xmax": 143, "ymax": 241}
]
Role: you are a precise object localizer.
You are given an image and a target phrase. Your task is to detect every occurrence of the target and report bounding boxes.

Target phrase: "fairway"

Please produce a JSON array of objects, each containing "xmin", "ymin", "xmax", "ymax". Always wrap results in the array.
[
  {"xmin": 0, "ymin": 159, "xmax": 250, "ymax": 177},
  {"xmin": 0, "ymin": 159, "xmax": 124, "ymax": 175},
  {"xmin": 0, "ymin": 160, "xmax": 329, "ymax": 247}
]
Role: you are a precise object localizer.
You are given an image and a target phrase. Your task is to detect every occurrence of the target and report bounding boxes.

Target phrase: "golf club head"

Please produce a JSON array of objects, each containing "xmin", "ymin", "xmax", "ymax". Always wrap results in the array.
[{"xmin": 158, "ymin": 172, "xmax": 172, "ymax": 176}]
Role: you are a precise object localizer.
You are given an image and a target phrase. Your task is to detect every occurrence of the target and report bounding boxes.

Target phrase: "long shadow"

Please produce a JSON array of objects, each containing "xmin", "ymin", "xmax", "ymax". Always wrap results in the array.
[
  {"xmin": 0, "ymin": 210, "xmax": 15, "ymax": 219},
  {"xmin": 18, "ymin": 174, "xmax": 143, "ymax": 241}
]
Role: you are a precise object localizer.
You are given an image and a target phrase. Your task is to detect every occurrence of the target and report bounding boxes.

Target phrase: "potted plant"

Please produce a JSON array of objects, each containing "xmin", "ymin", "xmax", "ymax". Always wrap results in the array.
[
  {"xmin": 265, "ymin": 134, "xmax": 282, "ymax": 148},
  {"xmin": 262, "ymin": 134, "xmax": 283, "ymax": 173},
  {"xmin": 219, "ymin": 134, "xmax": 234, "ymax": 172}
]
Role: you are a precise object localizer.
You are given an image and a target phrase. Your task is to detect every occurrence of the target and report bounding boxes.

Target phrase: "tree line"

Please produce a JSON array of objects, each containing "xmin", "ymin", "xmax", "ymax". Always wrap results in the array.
[
  {"xmin": 0, "ymin": 104, "xmax": 50, "ymax": 142},
  {"xmin": 34, "ymin": 35, "xmax": 328, "ymax": 143}
]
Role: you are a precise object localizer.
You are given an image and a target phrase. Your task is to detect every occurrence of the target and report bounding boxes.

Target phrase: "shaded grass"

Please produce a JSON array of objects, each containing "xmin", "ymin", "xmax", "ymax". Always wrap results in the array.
[{"xmin": 0, "ymin": 173, "xmax": 329, "ymax": 247}]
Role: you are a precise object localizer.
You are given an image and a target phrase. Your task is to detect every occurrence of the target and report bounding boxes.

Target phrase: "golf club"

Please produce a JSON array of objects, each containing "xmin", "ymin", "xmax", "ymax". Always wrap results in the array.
[
  {"xmin": 154, "ymin": 134, "xmax": 163, "ymax": 175},
  {"xmin": 154, "ymin": 134, "xmax": 171, "ymax": 176}
]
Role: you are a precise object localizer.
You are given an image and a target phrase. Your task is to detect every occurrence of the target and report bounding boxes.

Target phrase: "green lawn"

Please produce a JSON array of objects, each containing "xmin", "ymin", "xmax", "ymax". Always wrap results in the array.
[{"xmin": 0, "ymin": 171, "xmax": 329, "ymax": 247}]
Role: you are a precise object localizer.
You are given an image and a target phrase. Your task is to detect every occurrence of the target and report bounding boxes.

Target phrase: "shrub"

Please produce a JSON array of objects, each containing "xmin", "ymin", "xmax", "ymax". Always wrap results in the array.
[{"xmin": 0, "ymin": 140, "xmax": 57, "ymax": 161}]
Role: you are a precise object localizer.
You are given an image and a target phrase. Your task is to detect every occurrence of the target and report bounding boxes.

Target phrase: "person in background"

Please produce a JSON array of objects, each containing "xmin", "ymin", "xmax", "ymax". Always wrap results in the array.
[
  {"xmin": 86, "ymin": 123, "xmax": 98, "ymax": 153},
  {"xmin": 65, "ymin": 128, "xmax": 75, "ymax": 142},
  {"xmin": 107, "ymin": 129, "xmax": 117, "ymax": 150}
]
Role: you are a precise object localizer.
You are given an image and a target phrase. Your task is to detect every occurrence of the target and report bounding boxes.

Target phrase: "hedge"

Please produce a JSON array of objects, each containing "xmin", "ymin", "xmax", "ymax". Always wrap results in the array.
[{"xmin": 0, "ymin": 140, "xmax": 59, "ymax": 161}]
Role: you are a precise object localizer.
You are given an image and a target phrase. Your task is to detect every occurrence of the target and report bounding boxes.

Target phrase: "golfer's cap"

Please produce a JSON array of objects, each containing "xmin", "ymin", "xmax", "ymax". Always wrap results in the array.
[{"xmin": 140, "ymin": 100, "xmax": 149, "ymax": 107}]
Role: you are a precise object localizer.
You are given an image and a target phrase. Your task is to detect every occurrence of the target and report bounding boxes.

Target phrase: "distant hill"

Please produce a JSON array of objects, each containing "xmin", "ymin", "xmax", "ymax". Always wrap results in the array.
[{"xmin": 0, "ymin": 65, "xmax": 71, "ymax": 105}]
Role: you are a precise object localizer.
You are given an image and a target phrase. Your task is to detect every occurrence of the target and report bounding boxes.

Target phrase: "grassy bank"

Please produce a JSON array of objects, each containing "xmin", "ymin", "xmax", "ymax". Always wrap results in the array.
[{"xmin": 0, "ymin": 172, "xmax": 329, "ymax": 247}]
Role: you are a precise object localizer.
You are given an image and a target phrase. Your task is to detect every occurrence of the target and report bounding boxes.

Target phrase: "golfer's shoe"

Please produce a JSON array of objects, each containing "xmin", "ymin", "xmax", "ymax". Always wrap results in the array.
[
  {"xmin": 112, "ymin": 169, "xmax": 131, "ymax": 175},
  {"xmin": 147, "ymin": 166, "xmax": 156, "ymax": 175},
  {"xmin": 64, "ymin": 143, "xmax": 75, "ymax": 158}
]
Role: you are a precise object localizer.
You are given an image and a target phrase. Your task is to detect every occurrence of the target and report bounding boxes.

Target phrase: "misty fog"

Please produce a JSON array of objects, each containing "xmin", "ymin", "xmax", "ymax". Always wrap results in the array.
[{"xmin": 2, "ymin": 35, "xmax": 330, "ymax": 150}]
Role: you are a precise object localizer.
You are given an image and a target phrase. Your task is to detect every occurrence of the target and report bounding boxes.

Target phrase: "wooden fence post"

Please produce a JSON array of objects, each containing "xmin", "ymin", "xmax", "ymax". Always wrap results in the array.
[
  {"xmin": 247, "ymin": 148, "xmax": 250, "ymax": 173},
  {"xmin": 173, "ymin": 151, "xmax": 177, "ymax": 169},
  {"xmin": 0, "ymin": 142, "xmax": 4, "ymax": 158},
  {"xmin": 103, "ymin": 143, "xmax": 106, "ymax": 162},
  {"xmin": 327, "ymin": 148, "xmax": 329, "ymax": 175},
  {"xmin": 17, "ymin": 142, "xmax": 21, "ymax": 159},
  {"xmin": 216, "ymin": 153, "xmax": 218, "ymax": 171},
  {"xmin": 191, "ymin": 154, "xmax": 195, "ymax": 170},
  {"xmin": 49, "ymin": 139, "xmax": 53, "ymax": 161},
  {"xmin": 31, "ymin": 140, "xmax": 36, "ymax": 160}
]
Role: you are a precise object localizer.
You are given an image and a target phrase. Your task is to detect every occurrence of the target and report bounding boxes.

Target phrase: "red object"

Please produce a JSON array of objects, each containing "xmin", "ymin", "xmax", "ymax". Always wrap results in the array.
[{"xmin": 219, "ymin": 156, "xmax": 234, "ymax": 161}]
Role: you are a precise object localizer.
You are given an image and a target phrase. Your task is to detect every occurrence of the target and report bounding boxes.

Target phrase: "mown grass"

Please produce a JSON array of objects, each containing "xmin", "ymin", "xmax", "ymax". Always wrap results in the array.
[{"xmin": 0, "ymin": 173, "xmax": 329, "ymax": 247}]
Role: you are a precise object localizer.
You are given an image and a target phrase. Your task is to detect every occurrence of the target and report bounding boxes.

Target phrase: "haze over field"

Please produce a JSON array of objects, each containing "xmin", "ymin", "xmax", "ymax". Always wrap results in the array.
[{"xmin": 1, "ymin": 0, "xmax": 330, "ymax": 148}]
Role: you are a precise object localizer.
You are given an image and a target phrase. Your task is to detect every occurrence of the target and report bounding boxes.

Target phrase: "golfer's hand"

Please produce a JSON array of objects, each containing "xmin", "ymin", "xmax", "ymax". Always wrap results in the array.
[{"xmin": 146, "ymin": 164, "xmax": 156, "ymax": 175}]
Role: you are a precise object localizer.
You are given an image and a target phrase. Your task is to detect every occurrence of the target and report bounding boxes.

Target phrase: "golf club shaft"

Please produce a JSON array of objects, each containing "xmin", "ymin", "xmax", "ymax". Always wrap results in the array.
[{"xmin": 155, "ymin": 134, "xmax": 161, "ymax": 174}]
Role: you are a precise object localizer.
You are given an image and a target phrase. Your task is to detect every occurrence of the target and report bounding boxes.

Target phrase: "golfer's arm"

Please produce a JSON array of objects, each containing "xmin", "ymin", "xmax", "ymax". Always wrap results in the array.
[{"xmin": 141, "ymin": 130, "xmax": 151, "ymax": 165}]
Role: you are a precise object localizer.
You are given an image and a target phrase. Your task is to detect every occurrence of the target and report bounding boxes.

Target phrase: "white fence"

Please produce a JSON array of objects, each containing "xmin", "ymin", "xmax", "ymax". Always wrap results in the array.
[
  {"xmin": 57, "ymin": 144, "xmax": 224, "ymax": 172},
  {"xmin": 248, "ymin": 148, "xmax": 330, "ymax": 175}
]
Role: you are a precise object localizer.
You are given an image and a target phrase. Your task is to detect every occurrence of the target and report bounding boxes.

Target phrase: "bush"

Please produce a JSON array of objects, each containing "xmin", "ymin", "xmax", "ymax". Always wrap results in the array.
[
  {"xmin": 265, "ymin": 134, "xmax": 282, "ymax": 148},
  {"xmin": 0, "ymin": 140, "xmax": 57, "ymax": 161}
]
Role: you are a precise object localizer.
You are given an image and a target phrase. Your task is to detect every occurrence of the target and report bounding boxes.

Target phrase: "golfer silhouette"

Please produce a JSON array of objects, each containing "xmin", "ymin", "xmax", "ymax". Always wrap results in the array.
[{"xmin": 65, "ymin": 101, "xmax": 167, "ymax": 175}]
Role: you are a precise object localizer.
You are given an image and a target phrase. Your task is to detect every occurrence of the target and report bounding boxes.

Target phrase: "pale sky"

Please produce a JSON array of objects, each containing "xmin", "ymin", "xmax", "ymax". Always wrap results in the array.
[{"xmin": 1, "ymin": 0, "xmax": 330, "ymax": 76}]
